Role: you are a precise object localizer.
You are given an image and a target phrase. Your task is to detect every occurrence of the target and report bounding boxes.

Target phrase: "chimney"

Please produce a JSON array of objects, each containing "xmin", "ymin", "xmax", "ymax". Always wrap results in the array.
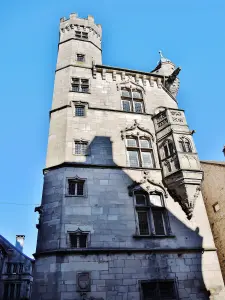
[
  {"xmin": 15, "ymin": 235, "xmax": 25, "ymax": 252},
  {"xmin": 223, "ymin": 146, "xmax": 225, "ymax": 157}
]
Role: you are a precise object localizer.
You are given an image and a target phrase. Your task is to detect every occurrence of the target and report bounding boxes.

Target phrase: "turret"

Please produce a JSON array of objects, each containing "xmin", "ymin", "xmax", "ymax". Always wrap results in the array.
[{"xmin": 57, "ymin": 13, "xmax": 102, "ymax": 70}]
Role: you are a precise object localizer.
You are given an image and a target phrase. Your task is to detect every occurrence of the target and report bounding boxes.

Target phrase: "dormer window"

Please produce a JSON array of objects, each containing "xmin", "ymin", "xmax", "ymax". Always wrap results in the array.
[{"xmin": 121, "ymin": 88, "xmax": 144, "ymax": 113}]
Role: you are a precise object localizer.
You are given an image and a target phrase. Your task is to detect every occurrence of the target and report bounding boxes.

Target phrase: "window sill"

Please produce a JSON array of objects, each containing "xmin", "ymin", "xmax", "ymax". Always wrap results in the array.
[
  {"xmin": 133, "ymin": 234, "xmax": 175, "ymax": 239},
  {"xmin": 69, "ymin": 90, "xmax": 91, "ymax": 94},
  {"xmin": 65, "ymin": 194, "xmax": 86, "ymax": 198}
]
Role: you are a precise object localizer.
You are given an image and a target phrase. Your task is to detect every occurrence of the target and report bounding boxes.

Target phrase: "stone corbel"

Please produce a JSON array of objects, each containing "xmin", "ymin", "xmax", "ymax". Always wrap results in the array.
[{"xmin": 168, "ymin": 185, "xmax": 201, "ymax": 220}]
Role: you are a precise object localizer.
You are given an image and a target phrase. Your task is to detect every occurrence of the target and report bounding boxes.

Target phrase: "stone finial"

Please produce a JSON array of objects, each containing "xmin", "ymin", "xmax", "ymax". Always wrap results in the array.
[
  {"xmin": 159, "ymin": 50, "xmax": 171, "ymax": 63},
  {"xmin": 223, "ymin": 145, "xmax": 225, "ymax": 156}
]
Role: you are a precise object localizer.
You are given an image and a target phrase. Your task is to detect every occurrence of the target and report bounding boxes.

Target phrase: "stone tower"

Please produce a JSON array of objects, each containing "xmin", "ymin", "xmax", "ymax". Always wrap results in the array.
[{"xmin": 32, "ymin": 13, "xmax": 225, "ymax": 300}]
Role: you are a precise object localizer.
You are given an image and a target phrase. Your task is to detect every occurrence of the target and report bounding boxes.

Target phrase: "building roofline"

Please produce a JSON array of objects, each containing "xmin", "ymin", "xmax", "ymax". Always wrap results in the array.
[
  {"xmin": 200, "ymin": 160, "xmax": 225, "ymax": 166},
  {"xmin": 0, "ymin": 234, "xmax": 34, "ymax": 261},
  {"xmin": 95, "ymin": 64, "xmax": 167, "ymax": 78}
]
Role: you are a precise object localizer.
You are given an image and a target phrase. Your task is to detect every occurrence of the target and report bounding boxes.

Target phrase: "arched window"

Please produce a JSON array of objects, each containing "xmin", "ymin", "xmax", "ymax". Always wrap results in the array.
[
  {"xmin": 179, "ymin": 137, "xmax": 192, "ymax": 153},
  {"xmin": 134, "ymin": 191, "xmax": 169, "ymax": 236},
  {"xmin": 121, "ymin": 88, "xmax": 144, "ymax": 113},
  {"xmin": 126, "ymin": 136, "xmax": 155, "ymax": 168},
  {"xmin": 162, "ymin": 140, "xmax": 174, "ymax": 158}
]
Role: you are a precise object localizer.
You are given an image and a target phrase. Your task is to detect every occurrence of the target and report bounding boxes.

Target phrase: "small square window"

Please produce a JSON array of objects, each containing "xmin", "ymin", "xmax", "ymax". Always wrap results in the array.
[
  {"xmin": 213, "ymin": 202, "xmax": 220, "ymax": 213},
  {"xmin": 75, "ymin": 31, "xmax": 81, "ymax": 38},
  {"xmin": 77, "ymin": 54, "xmax": 85, "ymax": 62},
  {"xmin": 68, "ymin": 180, "xmax": 85, "ymax": 196},
  {"xmin": 69, "ymin": 233, "xmax": 88, "ymax": 248},
  {"xmin": 75, "ymin": 106, "xmax": 85, "ymax": 117},
  {"xmin": 74, "ymin": 141, "xmax": 88, "ymax": 155},
  {"xmin": 82, "ymin": 32, "xmax": 88, "ymax": 39},
  {"xmin": 135, "ymin": 194, "xmax": 148, "ymax": 206}
]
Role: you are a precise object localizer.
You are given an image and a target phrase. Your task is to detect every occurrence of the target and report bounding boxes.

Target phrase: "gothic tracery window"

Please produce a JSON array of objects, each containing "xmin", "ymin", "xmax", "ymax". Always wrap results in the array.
[
  {"xmin": 179, "ymin": 137, "xmax": 192, "ymax": 153},
  {"xmin": 126, "ymin": 136, "xmax": 155, "ymax": 168},
  {"xmin": 121, "ymin": 88, "xmax": 144, "ymax": 113}
]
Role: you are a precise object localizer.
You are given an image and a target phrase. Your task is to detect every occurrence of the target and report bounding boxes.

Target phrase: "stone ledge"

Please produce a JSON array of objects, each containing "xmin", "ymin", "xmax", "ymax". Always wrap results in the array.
[
  {"xmin": 33, "ymin": 247, "xmax": 217, "ymax": 258},
  {"xmin": 133, "ymin": 235, "xmax": 176, "ymax": 239}
]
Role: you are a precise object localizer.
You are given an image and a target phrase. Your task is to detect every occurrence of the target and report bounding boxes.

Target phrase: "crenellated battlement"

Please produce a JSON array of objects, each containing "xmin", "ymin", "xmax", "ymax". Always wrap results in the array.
[{"xmin": 59, "ymin": 13, "xmax": 102, "ymax": 41}]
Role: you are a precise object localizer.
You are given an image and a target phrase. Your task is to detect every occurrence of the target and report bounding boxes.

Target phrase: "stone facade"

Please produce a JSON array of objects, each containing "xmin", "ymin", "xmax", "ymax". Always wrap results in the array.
[
  {"xmin": 0, "ymin": 235, "xmax": 34, "ymax": 300},
  {"xmin": 201, "ymin": 161, "xmax": 225, "ymax": 283},
  {"xmin": 32, "ymin": 13, "xmax": 225, "ymax": 300}
]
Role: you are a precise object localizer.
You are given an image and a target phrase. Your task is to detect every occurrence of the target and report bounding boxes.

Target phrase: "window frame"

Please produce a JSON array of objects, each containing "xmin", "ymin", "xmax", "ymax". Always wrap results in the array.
[
  {"xmin": 178, "ymin": 137, "xmax": 192, "ymax": 153},
  {"xmin": 68, "ymin": 231, "xmax": 89, "ymax": 248},
  {"xmin": 71, "ymin": 77, "xmax": 90, "ymax": 93},
  {"xmin": 121, "ymin": 87, "xmax": 145, "ymax": 113},
  {"xmin": 3, "ymin": 282, "xmax": 21, "ymax": 300},
  {"xmin": 126, "ymin": 136, "xmax": 155, "ymax": 168},
  {"xmin": 75, "ymin": 31, "xmax": 88, "ymax": 40},
  {"xmin": 134, "ymin": 191, "xmax": 169, "ymax": 237},
  {"xmin": 140, "ymin": 279, "xmax": 179, "ymax": 300},
  {"xmin": 73, "ymin": 140, "xmax": 89, "ymax": 156},
  {"xmin": 76, "ymin": 53, "xmax": 85, "ymax": 62},
  {"xmin": 66, "ymin": 178, "xmax": 86, "ymax": 197},
  {"xmin": 75, "ymin": 105, "xmax": 86, "ymax": 117}
]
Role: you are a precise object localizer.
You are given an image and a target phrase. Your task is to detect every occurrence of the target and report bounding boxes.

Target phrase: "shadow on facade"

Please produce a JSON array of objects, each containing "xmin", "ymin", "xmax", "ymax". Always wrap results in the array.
[{"xmin": 32, "ymin": 136, "xmax": 217, "ymax": 300}]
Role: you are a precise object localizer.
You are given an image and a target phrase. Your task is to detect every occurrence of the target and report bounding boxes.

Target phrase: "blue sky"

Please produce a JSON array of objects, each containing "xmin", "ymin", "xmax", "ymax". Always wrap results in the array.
[{"xmin": 0, "ymin": 0, "xmax": 224, "ymax": 258}]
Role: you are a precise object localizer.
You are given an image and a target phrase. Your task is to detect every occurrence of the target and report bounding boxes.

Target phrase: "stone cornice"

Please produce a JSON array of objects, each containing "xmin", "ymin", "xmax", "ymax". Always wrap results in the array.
[
  {"xmin": 33, "ymin": 247, "xmax": 217, "ymax": 258},
  {"xmin": 43, "ymin": 162, "xmax": 162, "ymax": 174}
]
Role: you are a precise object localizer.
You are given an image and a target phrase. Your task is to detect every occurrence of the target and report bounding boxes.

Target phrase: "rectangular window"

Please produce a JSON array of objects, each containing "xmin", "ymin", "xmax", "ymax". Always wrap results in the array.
[
  {"xmin": 122, "ymin": 100, "xmax": 131, "ymax": 112},
  {"xmin": 3, "ymin": 283, "xmax": 9, "ymax": 299},
  {"xmin": 127, "ymin": 138, "xmax": 137, "ymax": 147},
  {"xmin": 75, "ymin": 105, "xmax": 85, "ymax": 117},
  {"xmin": 77, "ymin": 54, "xmax": 85, "ymax": 62},
  {"xmin": 16, "ymin": 284, "xmax": 21, "ymax": 298},
  {"xmin": 141, "ymin": 152, "xmax": 153, "ymax": 168},
  {"xmin": 128, "ymin": 150, "xmax": 139, "ymax": 167},
  {"xmin": 18, "ymin": 263, "xmax": 23, "ymax": 274},
  {"xmin": 69, "ymin": 233, "xmax": 88, "ymax": 248},
  {"xmin": 82, "ymin": 32, "xmax": 88, "ymax": 39},
  {"xmin": 152, "ymin": 210, "xmax": 166, "ymax": 235},
  {"xmin": 68, "ymin": 180, "xmax": 85, "ymax": 196},
  {"xmin": 6, "ymin": 263, "xmax": 12, "ymax": 273},
  {"xmin": 71, "ymin": 78, "xmax": 89, "ymax": 93},
  {"xmin": 74, "ymin": 141, "xmax": 88, "ymax": 155},
  {"xmin": 134, "ymin": 101, "xmax": 143, "ymax": 113},
  {"xmin": 135, "ymin": 194, "xmax": 148, "ymax": 206},
  {"xmin": 75, "ymin": 31, "xmax": 81, "ymax": 38},
  {"xmin": 141, "ymin": 280, "xmax": 177, "ymax": 300},
  {"xmin": 137, "ymin": 211, "xmax": 150, "ymax": 235},
  {"xmin": 12, "ymin": 263, "xmax": 17, "ymax": 273}
]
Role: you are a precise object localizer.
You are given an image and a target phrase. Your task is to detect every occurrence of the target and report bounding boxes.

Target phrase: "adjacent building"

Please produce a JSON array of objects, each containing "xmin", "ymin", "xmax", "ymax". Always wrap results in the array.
[
  {"xmin": 32, "ymin": 13, "xmax": 225, "ymax": 300},
  {"xmin": 0, "ymin": 235, "xmax": 34, "ymax": 300},
  {"xmin": 201, "ymin": 157, "xmax": 225, "ymax": 282}
]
